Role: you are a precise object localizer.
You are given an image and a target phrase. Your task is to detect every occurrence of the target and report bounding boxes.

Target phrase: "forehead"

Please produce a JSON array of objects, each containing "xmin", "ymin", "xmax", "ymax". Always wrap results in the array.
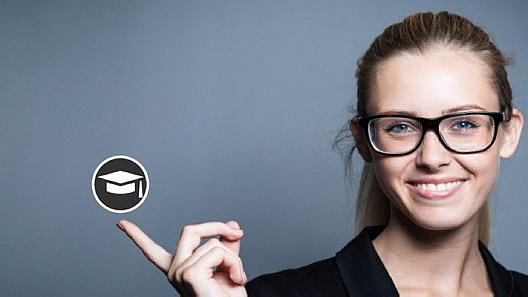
[{"xmin": 368, "ymin": 47, "xmax": 499, "ymax": 116}]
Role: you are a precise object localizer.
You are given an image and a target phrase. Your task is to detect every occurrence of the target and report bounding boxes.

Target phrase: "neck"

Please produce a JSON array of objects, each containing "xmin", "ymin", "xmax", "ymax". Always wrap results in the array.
[{"xmin": 372, "ymin": 206, "xmax": 491, "ymax": 296}]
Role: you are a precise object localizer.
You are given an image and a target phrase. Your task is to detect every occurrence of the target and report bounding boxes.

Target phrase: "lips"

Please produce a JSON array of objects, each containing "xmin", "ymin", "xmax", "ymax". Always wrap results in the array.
[{"xmin": 406, "ymin": 178, "xmax": 467, "ymax": 200}]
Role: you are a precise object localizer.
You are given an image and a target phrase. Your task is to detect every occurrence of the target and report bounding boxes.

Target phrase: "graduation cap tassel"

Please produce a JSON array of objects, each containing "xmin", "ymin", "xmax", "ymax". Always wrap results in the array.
[{"xmin": 139, "ymin": 180, "xmax": 143, "ymax": 199}]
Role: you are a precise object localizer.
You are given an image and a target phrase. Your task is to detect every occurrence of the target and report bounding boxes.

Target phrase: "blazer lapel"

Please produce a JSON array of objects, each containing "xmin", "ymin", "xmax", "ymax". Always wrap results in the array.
[
  {"xmin": 479, "ymin": 242, "xmax": 515, "ymax": 297},
  {"xmin": 336, "ymin": 227, "xmax": 399, "ymax": 297}
]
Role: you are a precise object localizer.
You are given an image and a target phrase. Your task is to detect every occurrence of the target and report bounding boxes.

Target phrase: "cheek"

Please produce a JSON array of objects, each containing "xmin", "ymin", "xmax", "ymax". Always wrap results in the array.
[
  {"xmin": 372, "ymin": 156, "xmax": 411, "ymax": 195},
  {"xmin": 458, "ymin": 151, "xmax": 500, "ymax": 189}
]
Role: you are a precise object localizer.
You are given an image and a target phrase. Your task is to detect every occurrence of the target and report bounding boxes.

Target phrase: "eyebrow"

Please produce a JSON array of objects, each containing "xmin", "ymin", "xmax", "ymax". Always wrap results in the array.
[
  {"xmin": 375, "ymin": 104, "xmax": 488, "ymax": 117},
  {"xmin": 442, "ymin": 104, "xmax": 487, "ymax": 114}
]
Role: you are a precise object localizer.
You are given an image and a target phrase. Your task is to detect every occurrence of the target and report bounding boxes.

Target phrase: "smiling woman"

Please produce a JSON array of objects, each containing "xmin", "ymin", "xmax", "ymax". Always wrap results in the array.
[
  {"xmin": 117, "ymin": 11, "xmax": 528, "ymax": 296},
  {"xmin": 358, "ymin": 48, "xmax": 511, "ymax": 236}
]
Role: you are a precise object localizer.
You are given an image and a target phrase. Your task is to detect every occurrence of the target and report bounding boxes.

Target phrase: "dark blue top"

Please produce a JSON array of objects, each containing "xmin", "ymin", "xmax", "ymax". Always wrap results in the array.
[{"xmin": 246, "ymin": 226, "xmax": 528, "ymax": 296}]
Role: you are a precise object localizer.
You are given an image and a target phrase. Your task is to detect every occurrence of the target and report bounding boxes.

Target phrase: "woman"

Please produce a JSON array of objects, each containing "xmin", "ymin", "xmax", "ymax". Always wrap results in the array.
[{"xmin": 117, "ymin": 11, "xmax": 528, "ymax": 296}]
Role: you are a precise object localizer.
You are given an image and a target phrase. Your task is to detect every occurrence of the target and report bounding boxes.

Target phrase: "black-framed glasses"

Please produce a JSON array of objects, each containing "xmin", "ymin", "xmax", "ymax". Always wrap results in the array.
[{"xmin": 357, "ymin": 111, "xmax": 506, "ymax": 156}]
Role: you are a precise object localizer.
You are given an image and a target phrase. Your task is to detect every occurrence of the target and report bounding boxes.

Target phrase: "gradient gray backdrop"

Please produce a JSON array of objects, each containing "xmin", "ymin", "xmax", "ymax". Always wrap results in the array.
[{"xmin": 1, "ymin": 1, "xmax": 527, "ymax": 296}]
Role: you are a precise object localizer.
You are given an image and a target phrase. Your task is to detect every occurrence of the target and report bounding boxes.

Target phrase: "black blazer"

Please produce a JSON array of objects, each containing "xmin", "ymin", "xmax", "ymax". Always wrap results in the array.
[{"xmin": 246, "ymin": 227, "xmax": 528, "ymax": 296}]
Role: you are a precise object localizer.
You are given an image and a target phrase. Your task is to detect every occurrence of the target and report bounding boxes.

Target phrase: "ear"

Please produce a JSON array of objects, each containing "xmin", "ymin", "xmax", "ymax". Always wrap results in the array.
[
  {"xmin": 350, "ymin": 116, "xmax": 373, "ymax": 162},
  {"xmin": 499, "ymin": 108, "xmax": 524, "ymax": 158}
]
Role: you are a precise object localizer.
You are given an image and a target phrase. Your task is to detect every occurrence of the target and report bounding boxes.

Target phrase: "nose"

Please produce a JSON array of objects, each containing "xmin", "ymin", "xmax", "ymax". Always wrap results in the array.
[{"xmin": 415, "ymin": 130, "xmax": 451, "ymax": 170}]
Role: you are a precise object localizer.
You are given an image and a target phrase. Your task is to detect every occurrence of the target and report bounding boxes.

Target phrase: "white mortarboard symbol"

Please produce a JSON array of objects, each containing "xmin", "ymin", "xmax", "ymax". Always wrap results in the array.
[
  {"xmin": 92, "ymin": 155, "xmax": 149, "ymax": 213},
  {"xmin": 98, "ymin": 170, "xmax": 144, "ymax": 198}
]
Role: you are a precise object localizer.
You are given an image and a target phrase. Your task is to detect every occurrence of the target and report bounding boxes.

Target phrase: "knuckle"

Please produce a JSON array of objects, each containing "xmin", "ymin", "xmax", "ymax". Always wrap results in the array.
[
  {"xmin": 174, "ymin": 266, "xmax": 185, "ymax": 283},
  {"xmin": 210, "ymin": 246, "xmax": 225, "ymax": 255},
  {"xmin": 207, "ymin": 238, "xmax": 221, "ymax": 246},
  {"xmin": 180, "ymin": 225, "xmax": 194, "ymax": 237},
  {"xmin": 180, "ymin": 266, "xmax": 198, "ymax": 284}
]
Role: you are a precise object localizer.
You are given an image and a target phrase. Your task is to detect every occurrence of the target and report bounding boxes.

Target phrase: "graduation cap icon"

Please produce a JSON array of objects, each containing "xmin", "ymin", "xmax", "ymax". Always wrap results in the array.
[{"xmin": 97, "ymin": 170, "xmax": 144, "ymax": 198}]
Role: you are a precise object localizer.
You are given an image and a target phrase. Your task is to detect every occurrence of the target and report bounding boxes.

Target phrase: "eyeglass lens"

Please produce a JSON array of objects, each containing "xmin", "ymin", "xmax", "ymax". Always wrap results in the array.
[{"xmin": 368, "ymin": 114, "xmax": 496, "ymax": 154}]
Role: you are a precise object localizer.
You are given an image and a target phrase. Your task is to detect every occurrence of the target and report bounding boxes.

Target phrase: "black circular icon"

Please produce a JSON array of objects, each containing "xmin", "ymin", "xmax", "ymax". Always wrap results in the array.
[{"xmin": 92, "ymin": 155, "xmax": 150, "ymax": 213}]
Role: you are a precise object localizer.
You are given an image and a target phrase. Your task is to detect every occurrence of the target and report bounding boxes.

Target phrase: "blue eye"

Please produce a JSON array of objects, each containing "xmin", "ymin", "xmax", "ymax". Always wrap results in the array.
[
  {"xmin": 386, "ymin": 123, "xmax": 415, "ymax": 134},
  {"xmin": 452, "ymin": 120, "xmax": 478, "ymax": 131}
]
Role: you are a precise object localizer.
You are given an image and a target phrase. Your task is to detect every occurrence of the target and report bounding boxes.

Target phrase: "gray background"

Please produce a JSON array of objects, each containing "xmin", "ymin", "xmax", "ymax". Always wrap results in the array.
[{"xmin": 1, "ymin": 0, "xmax": 527, "ymax": 296}]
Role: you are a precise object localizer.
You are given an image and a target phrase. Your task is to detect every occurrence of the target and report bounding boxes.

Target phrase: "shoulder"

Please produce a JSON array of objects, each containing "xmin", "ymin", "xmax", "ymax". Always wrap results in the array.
[
  {"xmin": 511, "ymin": 270, "xmax": 528, "ymax": 295},
  {"xmin": 479, "ymin": 242, "xmax": 528, "ymax": 296},
  {"xmin": 245, "ymin": 226, "xmax": 392, "ymax": 297},
  {"xmin": 245, "ymin": 256, "xmax": 347, "ymax": 297}
]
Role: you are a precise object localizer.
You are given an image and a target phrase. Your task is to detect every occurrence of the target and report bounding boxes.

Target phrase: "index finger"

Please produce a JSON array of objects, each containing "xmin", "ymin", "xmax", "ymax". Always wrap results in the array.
[{"xmin": 117, "ymin": 219, "xmax": 173, "ymax": 274}]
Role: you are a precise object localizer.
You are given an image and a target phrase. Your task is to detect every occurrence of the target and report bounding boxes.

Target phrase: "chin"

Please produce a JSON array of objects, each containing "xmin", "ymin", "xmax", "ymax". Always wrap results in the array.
[{"xmin": 407, "ymin": 211, "xmax": 475, "ymax": 233}]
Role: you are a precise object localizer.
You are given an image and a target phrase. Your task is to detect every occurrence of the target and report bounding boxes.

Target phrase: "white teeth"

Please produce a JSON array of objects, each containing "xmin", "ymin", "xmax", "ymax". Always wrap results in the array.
[{"xmin": 415, "ymin": 181, "xmax": 463, "ymax": 191}]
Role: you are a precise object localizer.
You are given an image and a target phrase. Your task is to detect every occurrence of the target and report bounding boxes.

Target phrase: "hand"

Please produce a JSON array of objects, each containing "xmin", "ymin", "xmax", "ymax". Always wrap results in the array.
[{"xmin": 117, "ymin": 219, "xmax": 248, "ymax": 297}]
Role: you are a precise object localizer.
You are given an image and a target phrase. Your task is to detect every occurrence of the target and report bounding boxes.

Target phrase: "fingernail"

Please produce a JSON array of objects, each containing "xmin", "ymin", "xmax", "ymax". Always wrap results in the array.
[{"xmin": 116, "ymin": 222, "xmax": 125, "ymax": 231}]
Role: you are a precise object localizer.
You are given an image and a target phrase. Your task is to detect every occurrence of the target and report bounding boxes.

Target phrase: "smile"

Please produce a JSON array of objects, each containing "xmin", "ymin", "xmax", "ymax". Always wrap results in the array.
[
  {"xmin": 406, "ymin": 179, "xmax": 466, "ymax": 200},
  {"xmin": 415, "ymin": 181, "xmax": 463, "ymax": 191}
]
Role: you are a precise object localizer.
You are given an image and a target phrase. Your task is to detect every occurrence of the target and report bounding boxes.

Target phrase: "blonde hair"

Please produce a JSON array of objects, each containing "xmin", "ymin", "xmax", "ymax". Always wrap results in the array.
[{"xmin": 335, "ymin": 11, "xmax": 513, "ymax": 246}]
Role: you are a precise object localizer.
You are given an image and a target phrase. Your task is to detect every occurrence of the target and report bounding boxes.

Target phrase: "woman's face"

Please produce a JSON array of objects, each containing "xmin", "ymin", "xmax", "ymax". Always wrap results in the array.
[{"xmin": 364, "ymin": 47, "xmax": 515, "ymax": 231}]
